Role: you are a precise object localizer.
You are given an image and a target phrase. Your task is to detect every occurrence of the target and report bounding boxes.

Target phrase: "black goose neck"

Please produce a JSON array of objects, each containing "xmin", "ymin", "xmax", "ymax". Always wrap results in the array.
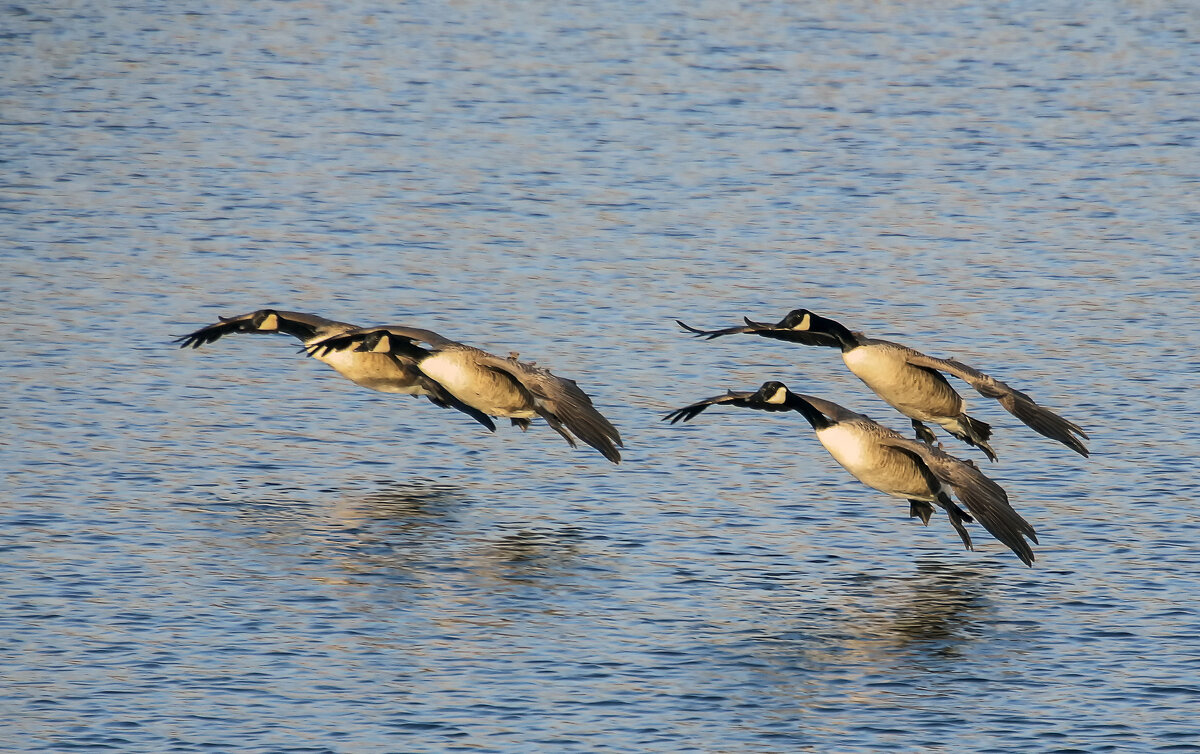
[
  {"xmin": 784, "ymin": 394, "xmax": 833, "ymax": 431},
  {"xmin": 814, "ymin": 315, "xmax": 860, "ymax": 352}
]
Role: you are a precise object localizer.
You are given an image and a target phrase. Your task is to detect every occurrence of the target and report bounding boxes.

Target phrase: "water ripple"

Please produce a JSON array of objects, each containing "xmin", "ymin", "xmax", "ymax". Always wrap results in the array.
[{"xmin": 4, "ymin": 0, "xmax": 1200, "ymax": 751}]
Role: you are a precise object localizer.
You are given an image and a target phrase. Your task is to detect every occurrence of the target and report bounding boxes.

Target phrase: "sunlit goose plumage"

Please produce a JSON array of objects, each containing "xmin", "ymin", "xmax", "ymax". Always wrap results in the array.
[
  {"xmin": 304, "ymin": 325, "xmax": 623, "ymax": 464},
  {"xmin": 664, "ymin": 381, "xmax": 1039, "ymax": 565},
  {"xmin": 678, "ymin": 309, "xmax": 1089, "ymax": 461},
  {"xmin": 175, "ymin": 309, "xmax": 494, "ymax": 430}
]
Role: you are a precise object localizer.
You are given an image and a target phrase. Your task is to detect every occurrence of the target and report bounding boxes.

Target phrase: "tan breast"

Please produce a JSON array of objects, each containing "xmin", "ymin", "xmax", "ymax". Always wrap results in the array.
[
  {"xmin": 815, "ymin": 424, "xmax": 935, "ymax": 500},
  {"xmin": 312, "ymin": 350, "xmax": 430, "ymax": 395}
]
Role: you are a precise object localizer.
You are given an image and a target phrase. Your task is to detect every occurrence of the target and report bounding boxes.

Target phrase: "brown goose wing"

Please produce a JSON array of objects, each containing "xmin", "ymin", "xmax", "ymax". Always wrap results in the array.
[
  {"xmin": 472, "ymin": 353, "xmax": 623, "ymax": 464},
  {"xmin": 904, "ymin": 353, "xmax": 1089, "ymax": 457},
  {"xmin": 878, "ymin": 435, "xmax": 1038, "ymax": 566}
]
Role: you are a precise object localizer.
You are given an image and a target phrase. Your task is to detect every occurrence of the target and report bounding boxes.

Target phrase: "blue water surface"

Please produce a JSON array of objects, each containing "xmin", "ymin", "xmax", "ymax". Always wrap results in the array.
[{"xmin": 3, "ymin": 1, "xmax": 1199, "ymax": 751}]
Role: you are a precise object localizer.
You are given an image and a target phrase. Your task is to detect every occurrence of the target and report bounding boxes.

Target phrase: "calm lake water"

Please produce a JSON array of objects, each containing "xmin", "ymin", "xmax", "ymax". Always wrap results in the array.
[{"xmin": 4, "ymin": 1, "xmax": 1200, "ymax": 751}]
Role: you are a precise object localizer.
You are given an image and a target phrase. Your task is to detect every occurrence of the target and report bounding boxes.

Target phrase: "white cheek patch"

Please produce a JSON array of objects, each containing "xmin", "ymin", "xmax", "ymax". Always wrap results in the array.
[
  {"xmin": 765, "ymin": 386, "xmax": 788, "ymax": 404},
  {"xmin": 260, "ymin": 313, "xmax": 280, "ymax": 331},
  {"xmin": 792, "ymin": 313, "xmax": 811, "ymax": 331}
]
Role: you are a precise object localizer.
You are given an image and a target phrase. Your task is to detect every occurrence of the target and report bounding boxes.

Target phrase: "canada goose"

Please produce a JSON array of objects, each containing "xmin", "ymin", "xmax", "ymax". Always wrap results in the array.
[
  {"xmin": 305, "ymin": 325, "xmax": 623, "ymax": 463},
  {"xmin": 678, "ymin": 309, "xmax": 1089, "ymax": 460},
  {"xmin": 175, "ymin": 309, "xmax": 495, "ymax": 430},
  {"xmin": 664, "ymin": 381, "xmax": 1039, "ymax": 565}
]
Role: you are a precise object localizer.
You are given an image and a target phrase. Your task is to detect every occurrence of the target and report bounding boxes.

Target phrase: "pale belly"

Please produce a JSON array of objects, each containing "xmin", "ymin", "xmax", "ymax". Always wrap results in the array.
[
  {"xmin": 419, "ymin": 351, "xmax": 535, "ymax": 417},
  {"xmin": 815, "ymin": 424, "xmax": 934, "ymax": 500},
  {"xmin": 313, "ymin": 350, "xmax": 429, "ymax": 395},
  {"xmin": 841, "ymin": 346, "xmax": 962, "ymax": 421}
]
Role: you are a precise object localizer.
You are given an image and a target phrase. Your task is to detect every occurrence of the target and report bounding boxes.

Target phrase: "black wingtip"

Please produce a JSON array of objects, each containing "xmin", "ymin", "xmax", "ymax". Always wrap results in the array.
[
  {"xmin": 1064, "ymin": 432, "xmax": 1090, "ymax": 457},
  {"xmin": 675, "ymin": 319, "xmax": 711, "ymax": 338},
  {"xmin": 663, "ymin": 406, "xmax": 701, "ymax": 424},
  {"xmin": 1011, "ymin": 536, "xmax": 1036, "ymax": 567},
  {"xmin": 675, "ymin": 319, "xmax": 753, "ymax": 340},
  {"xmin": 174, "ymin": 334, "xmax": 207, "ymax": 349}
]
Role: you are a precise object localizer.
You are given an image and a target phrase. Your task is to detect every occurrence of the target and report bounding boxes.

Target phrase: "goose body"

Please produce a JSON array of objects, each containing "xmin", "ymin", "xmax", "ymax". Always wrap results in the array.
[
  {"xmin": 665, "ymin": 381, "xmax": 1039, "ymax": 565},
  {"xmin": 840, "ymin": 343, "xmax": 960, "ymax": 420},
  {"xmin": 305, "ymin": 325, "xmax": 623, "ymax": 463},
  {"xmin": 417, "ymin": 349, "xmax": 539, "ymax": 419},
  {"xmin": 839, "ymin": 338, "xmax": 990, "ymax": 452},
  {"xmin": 814, "ymin": 422, "xmax": 934, "ymax": 499},
  {"xmin": 678, "ymin": 309, "xmax": 1089, "ymax": 460},
  {"xmin": 175, "ymin": 309, "xmax": 495, "ymax": 429},
  {"xmin": 313, "ymin": 345, "xmax": 429, "ymax": 395}
]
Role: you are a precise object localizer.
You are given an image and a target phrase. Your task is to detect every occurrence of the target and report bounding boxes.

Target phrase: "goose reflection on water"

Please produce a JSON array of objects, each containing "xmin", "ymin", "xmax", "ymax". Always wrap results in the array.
[
  {"xmin": 708, "ymin": 559, "xmax": 1004, "ymax": 743},
  {"xmin": 203, "ymin": 479, "xmax": 476, "ymax": 584},
  {"xmin": 324, "ymin": 479, "xmax": 468, "ymax": 536},
  {"xmin": 819, "ymin": 559, "xmax": 995, "ymax": 660},
  {"xmin": 743, "ymin": 558, "xmax": 997, "ymax": 668},
  {"xmin": 880, "ymin": 559, "xmax": 995, "ymax": 653},
  {"xmin": 253, "ymin": 479, "xmax": 606, "ymax": 596}
]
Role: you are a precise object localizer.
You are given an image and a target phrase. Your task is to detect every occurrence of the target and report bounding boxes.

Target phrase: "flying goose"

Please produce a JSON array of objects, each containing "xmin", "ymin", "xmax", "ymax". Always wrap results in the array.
[
  {"xmin": 664, "ymin": 381, "xmax": 1039, "ymax": 565},
  {"xmin": 175, "ymin": 309, "xmax": 495, "ymax": 430},
  {"xmin": 678, "ymin": 309, "xmax": 1089, "ymax": 460},
  {"xmin": 304, "ymin": 325, "xmax": 623, "ymax": 463}
]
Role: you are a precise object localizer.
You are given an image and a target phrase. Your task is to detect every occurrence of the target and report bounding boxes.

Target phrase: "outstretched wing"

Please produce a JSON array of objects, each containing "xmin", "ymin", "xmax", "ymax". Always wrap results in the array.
[
  {"xmin": 471, "ymin": 353, "xmax": 623, "ymax": 464},
  {"xmin": 664, "ymin": 388, "xmax": 864, "ymax": 426},
  {"xmin": 663, "ymin": 390, "xmax": 768, "ymax": 424},
  {"xmin": 176, "ymin": 310, "xmax": 354, "ymax": 348},
  {"xmin": 879, "ymin": 435, "xmax": 1038, "ymax": 566},
  {"xmin": 303, "ymin": 325, "xmax": 460, "ymax": 361},
  {"xmin": 904, "ymin": 353, "xmax": 1089, "ymax": 457},
  {"xmin": 676, "ymin": 317, "xmax": 842, "ymax": 347}
]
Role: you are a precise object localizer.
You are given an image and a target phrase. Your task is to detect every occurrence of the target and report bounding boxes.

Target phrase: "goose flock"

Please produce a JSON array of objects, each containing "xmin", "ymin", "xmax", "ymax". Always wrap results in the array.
[
  {"xmin": 177, "ymin": 306, "xmax": 1089, "ymax": 566},
  {"xmin": 176, "ymin": 309, "xmax": 623, "ymax": 463}
]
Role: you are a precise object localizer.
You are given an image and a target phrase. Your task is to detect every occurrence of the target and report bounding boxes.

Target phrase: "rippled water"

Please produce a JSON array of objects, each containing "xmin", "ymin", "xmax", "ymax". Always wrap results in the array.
[{"xmin": 4, "ymin": 1, "xmax": 1200, "ymax": 751}]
